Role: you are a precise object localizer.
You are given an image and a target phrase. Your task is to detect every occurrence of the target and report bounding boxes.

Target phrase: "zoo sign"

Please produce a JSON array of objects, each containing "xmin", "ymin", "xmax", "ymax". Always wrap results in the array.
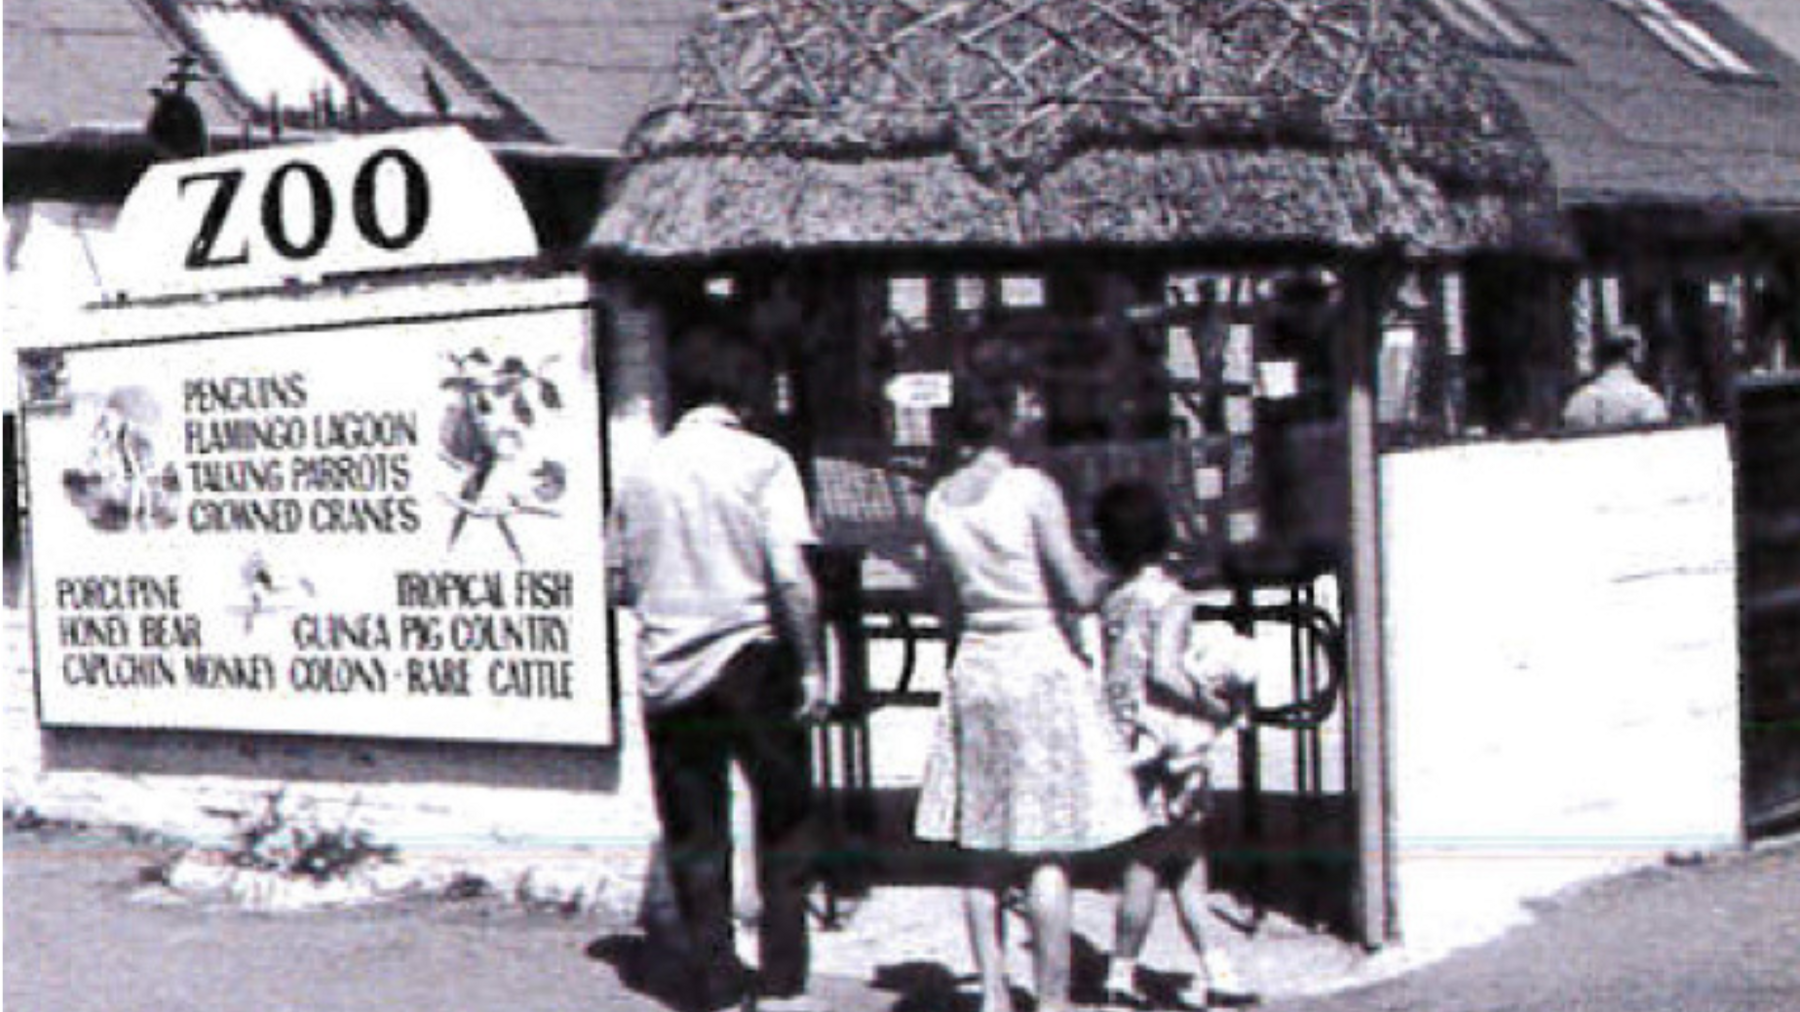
[
  {"xmin": 110, "ymin": 127, "xmax": 538, "ymax": 299},
  {"xmin": 22, "ymin": 295, "xmax": 614, "ymax": 746}
]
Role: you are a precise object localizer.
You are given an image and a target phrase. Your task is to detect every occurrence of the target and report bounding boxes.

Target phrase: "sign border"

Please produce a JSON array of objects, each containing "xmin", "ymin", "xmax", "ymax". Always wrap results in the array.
[{"xmin": 18, "ymin": 294, "xmax": 622, "ymax": 750}]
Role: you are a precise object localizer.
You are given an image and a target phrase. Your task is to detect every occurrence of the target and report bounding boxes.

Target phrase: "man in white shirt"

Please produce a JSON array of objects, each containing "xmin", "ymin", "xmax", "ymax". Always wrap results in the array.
[
  {"xmin": 1563, "ymin": 325, "xmax": 1670, "ymax": 431},
  {"xmin": 610, "ymin": 325, "xmax": 829, "ymax": 1012}
]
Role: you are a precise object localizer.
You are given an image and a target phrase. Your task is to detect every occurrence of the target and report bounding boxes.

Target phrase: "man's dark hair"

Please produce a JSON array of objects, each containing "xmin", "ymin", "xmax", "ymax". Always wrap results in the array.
[
  {"xmin": 1093, "ymin": 479, "xmax": 1172, "ymax": 573},
  {"xmin": 951, "ymin": 331, "xmax": 1039, "ymax": 445},
  {"xmin": 668, "ymin": 324, "xmax": 766, "ymax": 417}
]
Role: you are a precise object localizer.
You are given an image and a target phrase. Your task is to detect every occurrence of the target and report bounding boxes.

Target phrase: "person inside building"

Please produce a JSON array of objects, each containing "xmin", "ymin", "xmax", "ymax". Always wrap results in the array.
[
  {"xmin": 1561, "ymin": 324, "xmax": 1670, "ymax": 431},
  {"xmin": 608, "ymin": 323, "xmax": 830, "ymax": 1012},
  {"xmin": 913, "ymin": 338, "xmax": 1147, "ymax": 1012}
]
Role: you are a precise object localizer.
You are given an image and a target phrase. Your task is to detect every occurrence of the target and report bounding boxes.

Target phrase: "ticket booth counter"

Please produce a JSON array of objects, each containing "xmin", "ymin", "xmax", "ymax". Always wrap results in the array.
[{"xmin": 592, "ymin": 247, "xmax": 1389, "ymax": 922}]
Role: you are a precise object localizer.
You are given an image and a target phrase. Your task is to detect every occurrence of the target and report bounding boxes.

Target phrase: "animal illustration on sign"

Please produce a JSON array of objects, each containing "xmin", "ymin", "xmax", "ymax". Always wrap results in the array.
[
  {"xmin": 236, "ymin": 550, "xmax": 317, "ymax": 633},
  {"xmin": 61, "ymin": 386, "xmax": 181, "ymax": 532},
  {"xmin": 438, "ymin": 346, "xmax": 568, "ymax": 563}
]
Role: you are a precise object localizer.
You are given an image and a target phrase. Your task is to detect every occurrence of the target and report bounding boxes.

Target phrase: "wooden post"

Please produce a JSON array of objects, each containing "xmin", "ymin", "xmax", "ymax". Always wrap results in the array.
[{"xmin": 1344, "ymin": 254, "xmax": 1395, "ymax": 946}]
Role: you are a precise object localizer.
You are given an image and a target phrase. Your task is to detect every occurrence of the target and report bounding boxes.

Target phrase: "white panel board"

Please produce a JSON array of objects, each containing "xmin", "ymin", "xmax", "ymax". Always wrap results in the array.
[{"xmin": 22, "ymin": 294, "xmax": 613, "ymax": 746}]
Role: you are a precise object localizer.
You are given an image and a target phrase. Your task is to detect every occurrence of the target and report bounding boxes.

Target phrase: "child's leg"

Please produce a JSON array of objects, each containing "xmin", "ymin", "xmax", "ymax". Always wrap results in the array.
[
  {"xmin": 1115, "ymin": 859, "xmax": 1160, "ymax": 959},
  {"xmin": 1169, "ymin": 854, "xmax": 1219, "ymax": 957},
  {"xmin": 1170, "ymin": 853, "xmax": 1254, "ymax": 1001},
  {"xmin": 1108, "ymin": 857, "xmax": 1159, "ymax": 995}
]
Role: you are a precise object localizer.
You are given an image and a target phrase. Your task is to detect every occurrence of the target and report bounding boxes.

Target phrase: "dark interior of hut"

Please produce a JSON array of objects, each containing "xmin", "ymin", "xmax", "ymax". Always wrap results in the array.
[
  {"xmin": 627, "ymin": 245, "xmax": 1794, "ymax": 606},
  {"xmin": 643, "ymin": 257, "xmax": 1350, "ymax": 597}
]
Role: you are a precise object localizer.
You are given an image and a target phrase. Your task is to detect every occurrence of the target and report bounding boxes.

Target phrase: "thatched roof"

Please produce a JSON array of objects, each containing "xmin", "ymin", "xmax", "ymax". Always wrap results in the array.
[{"xmin": 590, "ymin": 0, "xmax": 1567, "ymax": 260}]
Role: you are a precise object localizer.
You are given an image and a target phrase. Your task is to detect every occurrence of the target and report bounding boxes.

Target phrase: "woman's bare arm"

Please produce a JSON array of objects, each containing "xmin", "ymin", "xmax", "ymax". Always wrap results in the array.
[
  {"xmin": 1029, "ymin": 470, "xmax": 1107, "ymax": 611},
  {"xmin": 923, "ymin": 522, "xmax": 965, "ymax": 647}
]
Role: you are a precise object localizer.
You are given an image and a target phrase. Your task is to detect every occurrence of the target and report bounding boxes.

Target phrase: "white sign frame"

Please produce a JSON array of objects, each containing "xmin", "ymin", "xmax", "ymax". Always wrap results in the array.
[
  {"xmin": 20, "ymin": 282, "xmax": 616, "ymax": 747},
  {"xmin": 109, "ymin": 127, "xmax": 539, "ymax": 300}
]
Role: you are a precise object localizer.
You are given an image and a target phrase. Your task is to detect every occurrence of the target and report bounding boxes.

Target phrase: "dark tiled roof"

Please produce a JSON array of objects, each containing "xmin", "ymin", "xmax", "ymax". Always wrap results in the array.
[
  {"xmin": 1473, "ymin": 0, "xmax": 1800, "ymax": 211},
  {"xmin": 3, "ymin": 0, "xmax": 238, "ymax": 139},
  {"xmin": 405, "ymin": 0, "xmax": 709, "ymax": 153},
  {"xmin": 3, "ymin": 0, "xmax": 706, "ymax": 152},
  {"xmin": 1714, "ymin": 0, "xmax": 1800, "ymax": 60},
  {"xmin": 8, "ymin": 0, "xmax": 1800, "ymax": 214}
]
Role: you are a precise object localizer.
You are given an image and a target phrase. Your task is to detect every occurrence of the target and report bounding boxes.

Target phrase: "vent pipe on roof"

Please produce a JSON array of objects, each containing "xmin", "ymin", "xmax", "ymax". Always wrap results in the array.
[{"xmin": 146, "ymin": 53, "xmax": 208, "ymax": 160}]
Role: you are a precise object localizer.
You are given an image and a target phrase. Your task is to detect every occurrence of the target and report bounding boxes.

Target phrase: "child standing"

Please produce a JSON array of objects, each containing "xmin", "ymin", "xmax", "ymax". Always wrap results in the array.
[{"xmin": 1092, "ymin": 481, "xmax": 1259, "ymax": 1009}]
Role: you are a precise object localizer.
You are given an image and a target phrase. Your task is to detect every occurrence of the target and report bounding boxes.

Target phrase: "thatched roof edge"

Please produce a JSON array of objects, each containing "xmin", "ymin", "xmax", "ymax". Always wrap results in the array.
[
  {"xmin": 617, "ymin": 0, "xmax": 1552, "ymax": 189},
  {"xmin": 588, "ymin": 0, "xmax": 1570, "ymax": 260},
  {"xmin": 589, "ymin": 148, "xmax": 1569, "ymax": 260}
]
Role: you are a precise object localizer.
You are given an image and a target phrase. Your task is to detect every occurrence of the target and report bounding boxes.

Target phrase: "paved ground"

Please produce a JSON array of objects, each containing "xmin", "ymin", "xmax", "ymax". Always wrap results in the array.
[
  {"xmin": 6, "ymin": 827, "xmax": 637, "ymax": 1012},
  {"xmin": 6, "ymin": 822, "xmax": 1799, "ymax": 1012},
  {"xmin": 1, "ymin": 819, "xmax": 1363, "ymax": 1012},
  {"xmin": 1273, "ymin": 839, "xmax": 1800, "ymax": 1012}
]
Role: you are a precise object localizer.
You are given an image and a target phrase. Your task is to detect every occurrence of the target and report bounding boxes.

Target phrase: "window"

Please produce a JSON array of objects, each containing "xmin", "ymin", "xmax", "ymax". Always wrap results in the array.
[
  {"xmin": 1426, "ymin": 0, "xmax": 1561, "ymax": 60},
  {"xmin": 305, "ymin": 5, "xmax": 500, "ymax": 119},
  {"xmin": 1608, "ymin": 0, "xmax": 1761, "ymax": 79},
  {"xmin": 183, "ymin": 3, "xmax": 352, "ymax": 113},
  {"xmin": 150, "ymin": 1, "xmax": 528, "ymax": 131}
]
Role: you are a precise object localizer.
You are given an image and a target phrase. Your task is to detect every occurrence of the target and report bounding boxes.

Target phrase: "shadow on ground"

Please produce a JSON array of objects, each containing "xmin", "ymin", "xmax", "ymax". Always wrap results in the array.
[
  {"xmin": 590, "ymin": 783, "xmax": 1358, "ymax": 1010},
  {"xmin": 818, "ymin": 786, "xmax": 1358, "ymax": 935},
  {"xmin": 587, "ymin": 933, "xmax": 700, "ymax": 1010}
]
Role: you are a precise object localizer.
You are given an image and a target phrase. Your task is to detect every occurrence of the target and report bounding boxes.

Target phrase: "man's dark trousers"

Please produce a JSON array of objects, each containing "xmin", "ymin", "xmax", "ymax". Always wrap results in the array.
[{"xmin": 646, "ymin": 641, "xmax": 816, "ymax": 1005}]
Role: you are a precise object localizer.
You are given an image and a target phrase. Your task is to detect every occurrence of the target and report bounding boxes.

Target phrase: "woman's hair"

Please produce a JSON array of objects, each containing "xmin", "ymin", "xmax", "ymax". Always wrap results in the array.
[
  {"xmin": 1092, "ymin": 479, "xmax": 1172, "ymax": 573},
  {"xmin": 951, "ymin": 332, "xmax": 1039, "ymax": 445}
]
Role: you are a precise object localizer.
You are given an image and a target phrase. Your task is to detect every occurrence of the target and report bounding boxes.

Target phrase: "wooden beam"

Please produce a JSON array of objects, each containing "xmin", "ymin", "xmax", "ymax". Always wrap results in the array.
[{"xmin": 1344, "ymin": 252, "xmax": 1397, "ymax": 946}]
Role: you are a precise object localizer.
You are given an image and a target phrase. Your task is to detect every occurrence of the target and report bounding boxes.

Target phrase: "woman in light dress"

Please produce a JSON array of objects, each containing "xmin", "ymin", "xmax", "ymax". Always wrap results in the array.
[{"xmin": 914, "ymin": 341, "xmax": 1148, "ymax": 1012}]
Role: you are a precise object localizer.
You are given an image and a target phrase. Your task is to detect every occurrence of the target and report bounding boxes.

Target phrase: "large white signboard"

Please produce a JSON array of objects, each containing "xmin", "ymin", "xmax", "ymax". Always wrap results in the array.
[
  {"xmin": 22, "ymin": 302, "xmax": 614, "ymax": 745},
  {"xmin": 109, "ymin": 127, "xmax": 538, "ymax": 300}
]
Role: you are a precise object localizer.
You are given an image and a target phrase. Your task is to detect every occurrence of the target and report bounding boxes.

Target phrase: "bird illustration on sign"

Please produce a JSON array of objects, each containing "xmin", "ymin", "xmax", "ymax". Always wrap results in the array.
[
  {"xmin": 61, "ymin": 386, "xmax": 181, "ymax": 532},
  {"xmin": 439, "ymin": 346, "xmax": 568, "ymax": 563}
]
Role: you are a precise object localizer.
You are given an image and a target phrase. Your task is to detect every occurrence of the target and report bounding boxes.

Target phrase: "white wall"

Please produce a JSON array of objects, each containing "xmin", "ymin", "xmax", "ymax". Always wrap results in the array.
[
  {"xmin": 1381, "ymin": 427, "xmax": 1743, "ymax": 952},
  {"xmin": 5, "ymin": 201, "xmax": 126, "ymax": 413}
]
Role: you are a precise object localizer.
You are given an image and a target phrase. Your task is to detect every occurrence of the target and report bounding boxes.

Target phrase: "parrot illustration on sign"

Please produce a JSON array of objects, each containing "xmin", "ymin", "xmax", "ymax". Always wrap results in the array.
[{"xmin": 439, "ymin": 347, "xmax": 568, "ymax": 563}]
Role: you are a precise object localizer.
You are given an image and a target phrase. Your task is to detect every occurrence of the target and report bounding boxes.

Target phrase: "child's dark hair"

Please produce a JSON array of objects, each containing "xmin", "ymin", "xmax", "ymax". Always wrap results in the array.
[{"xmin": 1093, "ymin": 480, "xmax": 1172, "ymax": 573}]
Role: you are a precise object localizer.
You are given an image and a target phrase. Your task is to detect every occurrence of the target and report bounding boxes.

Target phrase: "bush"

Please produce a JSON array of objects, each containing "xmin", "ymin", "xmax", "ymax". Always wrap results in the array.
[{"xmin": 225, "ymin": 789, "xmax": 396, "ymax": 883}]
